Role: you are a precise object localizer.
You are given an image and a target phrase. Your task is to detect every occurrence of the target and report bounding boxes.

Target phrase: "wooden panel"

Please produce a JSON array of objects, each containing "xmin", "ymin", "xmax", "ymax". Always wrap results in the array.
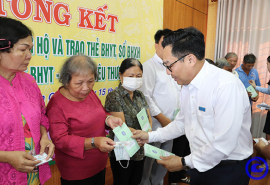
[
  {"xmin": 164, "ymin": 0, "xmax": 193, "ymax": 30},
  {"xmin": 193, "ymin": 10, "xmax": 207, "ymax": 37},
  {"xmin": 44, "ymin": 164, "xmax": 61, "ymax": 185},
  {"xmin": 176, "ymin": 0, "xmax": 194, "ymax": 7},
  {"xmin": 193, "ymin": 0, "xmax": 208, "ymax": 14},
  {"xmin": 205, "ymin": 0, "xmax": 218, "ymax": 60}
]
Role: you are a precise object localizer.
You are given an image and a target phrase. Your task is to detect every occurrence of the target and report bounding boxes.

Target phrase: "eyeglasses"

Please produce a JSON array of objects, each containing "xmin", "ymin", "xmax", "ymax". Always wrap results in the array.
[{"xmin": 163, "ymin": 54, "xmax": 189, "ymax": 72}]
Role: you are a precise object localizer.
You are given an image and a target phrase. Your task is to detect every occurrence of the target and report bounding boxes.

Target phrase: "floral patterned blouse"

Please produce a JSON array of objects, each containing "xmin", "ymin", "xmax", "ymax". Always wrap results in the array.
[
  {"xmin": 22, "ymin": 115, "xmax": 40, "ymax": 185},
  {"xmin": 105, "ymin": 83, "xmax": 149, "ymax": 161}
]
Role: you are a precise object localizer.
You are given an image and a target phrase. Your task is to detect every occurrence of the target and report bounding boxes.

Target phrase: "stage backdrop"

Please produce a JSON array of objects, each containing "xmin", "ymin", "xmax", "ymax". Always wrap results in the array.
[{"xmin": 0, "ymin": 0, "xmax": 163, "ymax": 104}]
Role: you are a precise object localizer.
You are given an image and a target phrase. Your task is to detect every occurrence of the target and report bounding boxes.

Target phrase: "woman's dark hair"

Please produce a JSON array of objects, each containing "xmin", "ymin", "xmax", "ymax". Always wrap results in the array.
[
  {"xmin": 0, "ymin": 17, "xmax": 32, "ymax": 52},
  {"xmin": 119, "ymin": 58, "xmax": 143, "ymax": 74}
]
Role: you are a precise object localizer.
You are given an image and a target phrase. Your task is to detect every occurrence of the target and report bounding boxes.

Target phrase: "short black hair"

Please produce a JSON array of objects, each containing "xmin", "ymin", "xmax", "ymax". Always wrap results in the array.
[
  {"xmin": 154, "ymin": 29, "xmax": 172, "ymax": 44},
  {"xmin": 119, "ymin": 58, "xmax": 143, "ymax": 74},
  {"xmin": 0, "ymin": 17, "xmax": 32, "ymax": 52},
  {"xmin": 205, "ymin": 58, "xmax": 216, "ymax": 66},
  {"xmin": 267, "ymin": 55, "xmax": 270, "ymax": 63},
  {"xmin": 243, "ymin": 53, "xmax": 256, "ymax": 64},
  {"xmin": 162, "ymin": 27, "xmax": 205, "ymax": 60}
]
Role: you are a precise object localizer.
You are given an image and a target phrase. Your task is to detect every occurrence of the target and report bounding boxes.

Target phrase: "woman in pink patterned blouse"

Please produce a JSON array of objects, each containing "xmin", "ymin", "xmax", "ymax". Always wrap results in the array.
[{"xmin": 0, "ymin": 17, "xmax": 54, "ymax": 185}]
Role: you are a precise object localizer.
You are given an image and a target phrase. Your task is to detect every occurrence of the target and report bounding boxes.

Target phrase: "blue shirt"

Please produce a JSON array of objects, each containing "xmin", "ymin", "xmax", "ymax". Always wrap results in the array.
[{"xmin": 235, "ymin": 64, "xmax": 261, "ymax": 88}]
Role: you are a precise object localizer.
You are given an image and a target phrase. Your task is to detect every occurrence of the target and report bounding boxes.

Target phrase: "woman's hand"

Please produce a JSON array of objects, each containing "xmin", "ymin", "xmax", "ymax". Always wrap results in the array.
[
  {"xmin": 94, "ymin": 137, "xmax": 115, "ymax": 152},
  {"xmin": 6, "ymin": 151, "xmax": 41, "ymax": 173},
  {"xmin": 106, "ymin": 116, "xmax": 123, "ymax": 129},
  {"xmin": 40, "ymin": 136, "xmax": 55, "ymax": 160},
  {"xmin": 249, "ymin": 80, "xmax": 256, "ymax": 88}
]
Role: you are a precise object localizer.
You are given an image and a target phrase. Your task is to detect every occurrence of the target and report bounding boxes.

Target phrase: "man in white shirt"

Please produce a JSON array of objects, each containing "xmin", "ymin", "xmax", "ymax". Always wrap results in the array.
[
  {"xmin": 133, "ymin": 27, "xmax": 253, "ymax": 185},
  {"xmin": 139, "ymin": 29, "xmax": 187, "ymax": 185}
]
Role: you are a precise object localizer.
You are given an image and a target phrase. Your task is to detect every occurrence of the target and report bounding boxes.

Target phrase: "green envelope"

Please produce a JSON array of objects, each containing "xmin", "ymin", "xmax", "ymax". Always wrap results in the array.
[
  {"xmin": 113, "ymin": 122, "xmax": 140, "ymax": 157},
  {"xmin": 144, "ymin": 143, "xmax": 175, "ymax": 160},
  {"xmin": 137, "ymin": 108, "xmax": 151, "ymax": 132},
  {"xmin": 246, "ymin": 85, "xmax": 258, "ymax": 98}
]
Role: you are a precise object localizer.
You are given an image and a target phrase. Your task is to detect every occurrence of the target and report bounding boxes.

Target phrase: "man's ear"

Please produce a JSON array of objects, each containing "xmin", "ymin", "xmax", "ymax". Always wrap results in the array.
[
  {"xmin": 189, "ymin": 54, "xmax": 197, "ymax": 67},
  {"xmin": 154, "ymin": 43, "xmax": 158, "ymax": 51}
]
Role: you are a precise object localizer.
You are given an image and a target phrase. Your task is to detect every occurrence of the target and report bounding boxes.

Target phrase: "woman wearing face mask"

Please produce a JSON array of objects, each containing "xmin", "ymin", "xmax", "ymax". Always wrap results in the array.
[{"xmin": 105, "ymin": 58, "xmax": 152, "ymax": 185}]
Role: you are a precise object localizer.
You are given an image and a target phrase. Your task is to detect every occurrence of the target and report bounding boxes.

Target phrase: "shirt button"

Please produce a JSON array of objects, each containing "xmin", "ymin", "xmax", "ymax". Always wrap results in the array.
[
  {"xmin": 192, "ymin": 113, "xmax": 195, "ymax": 115},
  {"xmin": 192, "ymin": 96, "xmax": 194, "ymax": 98}
]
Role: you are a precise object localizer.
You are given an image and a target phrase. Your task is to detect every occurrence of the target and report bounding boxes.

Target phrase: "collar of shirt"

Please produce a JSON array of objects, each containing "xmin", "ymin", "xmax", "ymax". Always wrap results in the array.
[
  {"xmin": 188, "ymin": 60, "xmax": 209, "ymax": 90},
  {"xmin": 153, "ymin": 53, "xmax": 163, "ymax": 65},
  {"xmin": 117, "ymin": 82, "xmax": 140, "ymax": 98},
  {"xmin": 237, "ymin": 64, "xmax": 255, "ymax": 76}
]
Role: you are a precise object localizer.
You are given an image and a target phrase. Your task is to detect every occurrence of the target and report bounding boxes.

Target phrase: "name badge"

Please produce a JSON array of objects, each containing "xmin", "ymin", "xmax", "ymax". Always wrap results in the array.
[{"xmin": 199, "ymin": 106, "xmax": 205, "ymax": 112}]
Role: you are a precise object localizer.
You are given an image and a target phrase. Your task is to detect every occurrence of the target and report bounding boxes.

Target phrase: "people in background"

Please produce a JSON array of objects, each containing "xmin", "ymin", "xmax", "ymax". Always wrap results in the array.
[
  {"xmin": 105, "ymin": 58, "xmax": 152, "ymax": 185},
  {"xmin": 235, "ymin": 53, "xmax": 260, "ymax": 103},
  {"xmin": 0, "ymin": 17, "xmax": 54, "ymax": 185},
  {"xmin": 216, "ymin": 58, "xmax": 231, "ymax": 71},
  {"xmin": 249, "ymin": 56, "xmax": 270, "ymax": 140},
  {"xmin": 250, "ymin": 56, "xmax": 270, "ymax": 171},
  {"xmin": 46, "ymin": 54, "xmax": 122, "ymax": 185},
  {"xmin": 139, "ymin": 29, "xmax": 190, "ymax": 185},
  {"xmin": 133, "ymin": 27, "xmax": 253, "ymax": 185},
  {"xmin": 225, "ymin": 52, "xmax": 239, "ymax": 77}
]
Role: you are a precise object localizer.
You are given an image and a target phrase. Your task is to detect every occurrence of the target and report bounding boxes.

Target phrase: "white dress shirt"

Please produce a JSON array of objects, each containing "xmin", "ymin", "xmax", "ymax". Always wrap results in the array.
[
  {"xmin": 139, "ymin": 54, "xmax": 181, "ymax": 131},
  {"xmin": 149, "ymin": 61, "xmax": 253, "ymax": 172}
]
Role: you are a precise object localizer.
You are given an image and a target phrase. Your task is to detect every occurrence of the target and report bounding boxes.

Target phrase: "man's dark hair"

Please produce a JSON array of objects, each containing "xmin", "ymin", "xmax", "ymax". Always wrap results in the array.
[
  {"xmin": 162, "ymin": 27, "xmax": 205, "ymax": 60},
  {"xmin": 243, "ymin": 53, "xmax": 256, "ymax": 64},
  {"xmin": 154, "ymin": 29, "xmax": 172, "ymax": 44}
]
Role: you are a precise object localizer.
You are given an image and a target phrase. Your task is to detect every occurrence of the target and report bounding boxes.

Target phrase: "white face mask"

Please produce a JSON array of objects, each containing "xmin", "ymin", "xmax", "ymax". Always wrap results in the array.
[{"xmin": 122, "ymin": 77, "xmax": 142, "ymax": 91}]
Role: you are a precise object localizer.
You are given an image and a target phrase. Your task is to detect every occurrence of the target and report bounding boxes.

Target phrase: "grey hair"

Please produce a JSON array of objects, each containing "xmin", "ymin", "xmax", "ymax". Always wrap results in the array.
[
  {"xmin": 224, "ymin": 52, "xmax": 238, "ymax": 60},
  {"xmin": 216, "ymin": 58, "xmax": 231, "ymax": 69},
  {"xmin": 59, "ymin": 54, "xmax": 98, "ymax": 87}
]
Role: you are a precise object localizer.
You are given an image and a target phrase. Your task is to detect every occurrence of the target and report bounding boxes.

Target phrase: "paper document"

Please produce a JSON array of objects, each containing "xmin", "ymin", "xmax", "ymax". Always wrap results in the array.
[
  {"xmin": 246, "ymin": 85, "xmax": 258, "ymax": 98},
  {"xmin": 34, "ymin": 153, "xmax": 52, "ymax": 166},
  {"xmin": 137, "ymin": 108, "xmax": 151, "ymax": 132},
  {"xmin": 113, "ymin": 122, "xmax": 140, "ymax": 157},
  {"xmin": 256, "ymin": 102, "xmax": 270, "ymax": 110},
  {"xmin": 144, "ymin": 143, "xmax": 175, "ymax": 160}
]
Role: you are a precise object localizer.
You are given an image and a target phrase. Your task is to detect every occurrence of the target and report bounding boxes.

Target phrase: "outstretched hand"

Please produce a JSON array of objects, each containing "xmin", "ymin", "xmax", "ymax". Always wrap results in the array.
[
  {"xmin": 157, "ymin": 155, "xmax": 183, "ymax": 172},
  {"xmin": 106, "ymin": 117, "xmax": 123, "ymax": 129},
  {"xmin": 132, "ymin": 130, "xmax": 149, "ymax": 145},
  {"xmin": 95, "ymin": 137, "xmax": 116, "ymax": 152}
]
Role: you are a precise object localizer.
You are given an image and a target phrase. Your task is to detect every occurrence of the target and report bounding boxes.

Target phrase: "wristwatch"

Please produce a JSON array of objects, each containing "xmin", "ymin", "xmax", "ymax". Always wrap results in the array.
[
  {"xmin": 181, "ymin": 157, "xmax": 190, "ymax": 170},
  {"xmin": 91, "ymin": 137, "xmax": 96, "ymax": 148}
]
